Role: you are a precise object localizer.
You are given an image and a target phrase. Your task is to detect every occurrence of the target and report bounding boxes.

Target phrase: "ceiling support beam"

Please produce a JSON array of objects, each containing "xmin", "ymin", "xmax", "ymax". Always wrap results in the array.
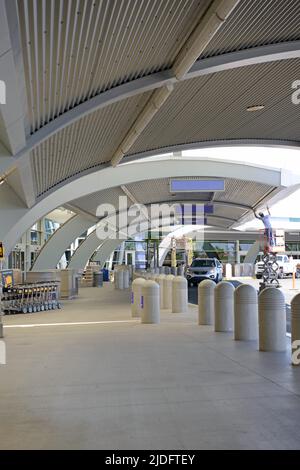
[
  {"xmin": 110, "ymin": 85, "xmax": 174, "ymax": 166},
  {"xmin": 172, "ymin": 0, "xmax": 241, "ymax": 80},
  {"xmin": 109, "ymin": 0, "xmax": 241, "ymax": 167}
]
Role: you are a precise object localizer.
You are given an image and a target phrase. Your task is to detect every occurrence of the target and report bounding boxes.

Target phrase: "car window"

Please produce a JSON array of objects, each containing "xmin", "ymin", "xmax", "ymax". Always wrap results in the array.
[{"xmin": 191, "ymin": 259, "xmax": 215, "ymax": 268}]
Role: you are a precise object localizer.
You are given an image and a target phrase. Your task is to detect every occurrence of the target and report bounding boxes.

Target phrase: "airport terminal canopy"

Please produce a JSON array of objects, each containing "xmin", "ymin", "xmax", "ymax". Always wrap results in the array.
[{"xmin": 1, "ymin": 0, "xmax": 300, "ymax": 261}]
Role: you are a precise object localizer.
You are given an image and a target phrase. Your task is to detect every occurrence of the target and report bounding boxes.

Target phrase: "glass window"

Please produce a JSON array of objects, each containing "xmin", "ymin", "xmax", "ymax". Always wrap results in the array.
[{"xmin": 191, "ymin": 259, "xmax": 215, "ymax": 268}]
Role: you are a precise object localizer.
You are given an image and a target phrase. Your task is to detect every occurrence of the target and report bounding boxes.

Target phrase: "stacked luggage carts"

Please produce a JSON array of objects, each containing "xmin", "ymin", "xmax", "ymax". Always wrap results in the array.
[{"xmin": 1, "ymin": 281, "xmax": 62, "ymax": 314}]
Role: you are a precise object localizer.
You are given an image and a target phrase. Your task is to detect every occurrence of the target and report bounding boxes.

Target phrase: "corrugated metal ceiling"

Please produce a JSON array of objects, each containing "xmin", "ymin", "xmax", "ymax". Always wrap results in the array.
[
  {"xmin": 17, "ymin": 0, "xmax": 300, "ymax": 196},
  {"xmin": 32, "ymin": 91, "xmax": 151, "ymax": 196},
  {"xmin": 200, "ymin": 0, "xmax": 300, "ymax": 58},
  {"xmin": 17, "ymin": 0, "xmax": 211, "ymax": 133},
  {"xmin": 69, "ymin": 176, "xmax": 276, "ymax": 228},
  {"xmin": 128, "ymin": 59, "xmax": 300, "ymax": 157}
]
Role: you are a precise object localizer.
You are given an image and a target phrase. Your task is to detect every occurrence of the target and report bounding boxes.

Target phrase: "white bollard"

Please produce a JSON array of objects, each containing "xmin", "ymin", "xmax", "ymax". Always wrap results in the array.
[
  {"xmin": 291, "ymin": 293, "xmax": 300, "ymax": 365},
  {"xmin": 131, "ymin": 278, "xmax": 146, "ymax": 318},
  {"xmin": 172, "ymin": 276, "xmax": 188, "ymax": 313},
  {"xmin": 157, "ymin": 274, "xmax": 166, "ymax": 309},
  {"xmin": 259, "ymin": 288, "xmax": 286, "ymax": 352},
  {"xmin": 214, "ymin": 281, "xmax": 234, "ymax": 332},
  {"xmin": 234, "ymin": 284, "xmax": 258, "ymax": 341},
  {"xmin": 225, "ymin": 263, "xmax": 232, "ymax": 279},
  {"xmin": 141, "ymin": 280, "xmax": 160, "ymax": 324},
  {"xmin": 198, "ymin": 280, "xmax": 215, "ymax": 325},
  {"xmin": 123, "ymin": 269, "xmax": 130, "ymax": 289},
  {"xmin": 163, "ymin": 274, "xmax": 174, "ymax": 310}
]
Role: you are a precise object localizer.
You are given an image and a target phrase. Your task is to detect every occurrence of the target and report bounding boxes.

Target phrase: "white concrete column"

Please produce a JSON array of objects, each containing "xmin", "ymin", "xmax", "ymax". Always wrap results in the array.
[
  {"xmin": 118, "ymin": 242, "xmax": 125, "ymax": 265},
  {"xmin": 214, "ymin": 281, "xmax": 234, "ymax": 332},
  {"xmin": 172, "ymin": 276, "xmax": 188, "ymax": 313},
  {"xmin": 141, "ymin": 281, "xmax": 160, "ymax": 324},
  {"xmin": 259, "ymin": 288, "xmax": 286, "ymax": 352},
  {"xmin": 198, "ymin": 280, "xmax": 215, "ymax": 325},
  {"xmin": 234, "ymin": 284, "xmax": 258, "ymax": 341}
]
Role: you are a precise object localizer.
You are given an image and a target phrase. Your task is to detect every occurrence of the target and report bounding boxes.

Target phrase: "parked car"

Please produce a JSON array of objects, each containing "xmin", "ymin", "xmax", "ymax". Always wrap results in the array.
[
  {"xmin": 185, "ymin": 258, "xmax": 223, "ymax": 285},
  {"xmin": 255, "ymin": 254, "xmax": 300, "ymax": 279}
]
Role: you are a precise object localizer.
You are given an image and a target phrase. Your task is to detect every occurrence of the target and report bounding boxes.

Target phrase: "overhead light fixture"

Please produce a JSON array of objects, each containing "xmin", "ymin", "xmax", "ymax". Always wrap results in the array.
[{"xmin": 247, "ymin": 105, "xmax": 265, "ymax": 112}]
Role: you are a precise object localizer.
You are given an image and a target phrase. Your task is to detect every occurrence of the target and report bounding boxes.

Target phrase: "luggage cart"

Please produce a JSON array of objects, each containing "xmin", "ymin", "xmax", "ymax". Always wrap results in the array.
[{"xmin": 0, "ymin": 281, "xmax": 62, "ymax": 314}]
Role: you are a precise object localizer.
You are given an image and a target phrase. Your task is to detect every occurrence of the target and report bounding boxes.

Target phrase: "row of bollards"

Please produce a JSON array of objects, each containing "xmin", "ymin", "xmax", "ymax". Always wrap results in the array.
[
  {"xmin": 131, "ymin": 275, "xmax": 188, "ymax": 323},
  {"xmin": 198, "ymin": 280, "xmax": 295, "ymax": 354},
  {"xmin": 131, "ymin": 274, "xmax": 300, "ymax": 363},
  {"xmin": 114, "ymin": 267, "xmax": 131, "ymax": 290}
]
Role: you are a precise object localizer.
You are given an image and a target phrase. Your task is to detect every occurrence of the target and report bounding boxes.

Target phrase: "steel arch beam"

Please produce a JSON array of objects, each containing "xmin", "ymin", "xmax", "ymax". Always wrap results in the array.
[
  {"xmin": 31, "ymin": 214, "xmax": 95, "ymax": 270},
  {"xmin": 32, "ymin": 197, "xmax": 246, "ymax": 271},
  {"xmin": 0, "ymin": 158, "xmax": 294, "ymax": 259}
]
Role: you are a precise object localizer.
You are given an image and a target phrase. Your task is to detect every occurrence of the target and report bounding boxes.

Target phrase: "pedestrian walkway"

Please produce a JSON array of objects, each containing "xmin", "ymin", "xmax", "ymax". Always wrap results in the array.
[{"xmin": 1, "ymin": 284, "xmax": 300, "ymax": 449}]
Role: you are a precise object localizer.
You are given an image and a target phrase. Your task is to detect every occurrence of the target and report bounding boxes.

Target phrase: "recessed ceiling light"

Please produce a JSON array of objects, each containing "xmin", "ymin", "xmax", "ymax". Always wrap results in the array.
[{"xmin": 247, "ymin": 105, "xmax": 265, "ymax": 112}]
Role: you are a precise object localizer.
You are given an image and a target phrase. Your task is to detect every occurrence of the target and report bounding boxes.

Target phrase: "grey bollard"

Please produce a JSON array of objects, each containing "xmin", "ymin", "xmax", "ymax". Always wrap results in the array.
[
  {"xmin": 198, "ymin": 280, "xmax": 215, "ymax": 325},
  {"xmin": 214, "ymin": 281, "xmax": 234, "ymax": 332},
  {"xmin": 165, "ymin": 267, "xmax": 171, "ymax": 275},
  {"xmin": 291, "ymin": 293, "xmax": 300, "ymax": 365},
  {"xmin": 131, "ymin": 278, "xmax": 146, "ymax": 318},
  {"xmin": 123, "ymin": 269, "xmax": 130, "ymax": 289},
  {"xmin": 141, "ymin": 281, "xmax": 160, "ymax": 324},
  {"xmin": 157, "ymin": 274, "xmax": 166, "ymax": 309},
  {"xmin": 234, "ymin": 284, "xmax": 258, "ymax": 341},
  {"xmin": 259, "ymin": 288, "xmax": 286, "ymax": 352},
  {"xmin": 171, "ymin": 267, "xmax": 177, "ymax": 276},
  {"xmin": 172, "ymin": 276, "xmax": 188, "ymax": 313},
  {"xmin": 163, "ymin": 274, "xmax": 175, "ymax": 310},
  {"xmin": 115, "ymin": 269, "xmax": 124, "ymax": 290},
  {"xmin": 177, "ymin": 266, "xmax": 184, "ymax": 276}
]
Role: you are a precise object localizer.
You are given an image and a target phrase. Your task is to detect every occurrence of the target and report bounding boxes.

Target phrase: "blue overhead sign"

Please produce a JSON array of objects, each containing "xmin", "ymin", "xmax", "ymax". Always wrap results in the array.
[{"xmin": 170, "ymin": 179, "xmax": 225, "ymax": 192}]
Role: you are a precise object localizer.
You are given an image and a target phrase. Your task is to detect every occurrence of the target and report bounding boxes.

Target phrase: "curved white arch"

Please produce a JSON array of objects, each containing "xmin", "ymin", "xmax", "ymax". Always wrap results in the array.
[
  {"xmin": 1, "ymin": 158, "xmax": 294, "ymax": 258},
  {"xmin": 31, "ymin": 214, "xmax": 94, "ymax": 270},
  {"xmin": 32, "ymin": 197, "xmax": 245, "ymax": 270}
]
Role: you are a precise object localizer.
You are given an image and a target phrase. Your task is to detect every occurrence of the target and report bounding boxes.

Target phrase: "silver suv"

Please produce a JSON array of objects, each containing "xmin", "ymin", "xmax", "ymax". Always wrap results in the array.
[{"xmin": 186, "ymin": 258, "xmax": 223, "ymax": 285}]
